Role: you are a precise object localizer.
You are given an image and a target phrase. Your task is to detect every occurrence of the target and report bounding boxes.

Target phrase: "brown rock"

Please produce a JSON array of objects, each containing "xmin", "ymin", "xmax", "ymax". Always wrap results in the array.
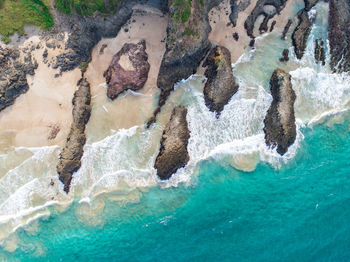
[
  {"xmin": 155, "ymin": 106, "xmax": 190, "ymax": 180},
  {"xmin": 329, "ymin": 0, "xmax": 350, "ymax": 72},
  {"xmin": 57, "ymin": 78, "xmax": 91, "ymax": 193},
  {"xmin": 202, "ymin": 46, "xmax": 239, "ymax": 116},
  {"xmin": 147, "ymin": 0, "xmax": 221, "ymax": 127},
  {"xmin": 292, "ymin": 10, "xmax": 314, "ymax": 59},
  {"xmin": 104, "ymin": 40, "xmax": 150, "ymax": 100},
  {"xmin": 263, "ymin": 69, "xmax": 296, "ymax": 155}
]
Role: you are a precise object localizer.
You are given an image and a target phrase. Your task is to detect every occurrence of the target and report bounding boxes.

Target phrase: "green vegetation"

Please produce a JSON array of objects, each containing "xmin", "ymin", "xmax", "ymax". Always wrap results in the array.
[
  {"xmin": 54, "ymin": 0, "xmax": 123, "ymax": 16},
  {"xmin": 182, "ymin": 27, "xmax": 198, "ymax": 37},
  {"xmin": 172, "ymin": 0, "xmax": 192, "ymax": 24},
  {"xmin": 0, "ymin": 0, "xmax": 53, "ymax": 43}
]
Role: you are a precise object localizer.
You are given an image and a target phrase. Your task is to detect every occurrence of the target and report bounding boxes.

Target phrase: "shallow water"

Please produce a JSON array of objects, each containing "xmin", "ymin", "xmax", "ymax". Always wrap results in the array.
[{"xmin": 1, "ymin": 1, "xmax": 350, "ymax": 260}]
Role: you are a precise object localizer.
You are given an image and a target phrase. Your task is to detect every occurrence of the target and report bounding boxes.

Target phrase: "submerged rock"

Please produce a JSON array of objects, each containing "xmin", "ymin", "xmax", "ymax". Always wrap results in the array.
[
  {"xmin": 263, "ymin": 69, "xmax": 296, "ymax": 155},
  {"xmin": 329, "ymin": 0, "xmax": 350, "ymax": 72},
  {"xmin": 202, "ymin": 46, "xmax": 239, "ymax": 116},
  {"xmin": 154, "ymin": 106, "xmax": 190, "ymax": 180},
  {"xmin": 103, "ymin": 40, "xmax": 150, "ymax": 100},
  {"xmin": 57, "ymin": 78, "xmax": 91, "ymax": 193},
  {"xmin": 147, "ymin": 0, "xmax": 221, "ymax": 127},
  {"xmin": 0, "ymin": 47, "xmax": 36, "ymax": 112},
  {"xmin": 292, "ymin": 9, "xmax": 314, "ymax": 59},
  {"xmin": 314, "ymin": 38, "xmax": 326, "ymax": 65}
]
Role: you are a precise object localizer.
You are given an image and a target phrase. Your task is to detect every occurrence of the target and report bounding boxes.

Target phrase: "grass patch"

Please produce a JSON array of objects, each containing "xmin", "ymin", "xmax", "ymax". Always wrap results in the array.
[
  {"xmin": 172, "ymin": 0, "xmax": 192, "ymax": 24},
  {"xmin": 0, "ymin": 0, "xmax": 53, "ymax": 43},
  {"xmin": 54, "ymin": 0, "xmax": 123, "ymax": 16},
  {"xmin": 182, "ymin": 27, "xmax": 198, "ymax": 37}
]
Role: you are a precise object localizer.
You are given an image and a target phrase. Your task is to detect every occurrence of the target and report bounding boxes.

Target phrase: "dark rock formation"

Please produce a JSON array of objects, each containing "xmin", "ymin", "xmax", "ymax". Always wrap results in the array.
[
  {"xmin": 103, "ymin": 40, "xmax": 150, "ymax": 100},
  {"xmin": 0, "ymin": 47, "xmax": 37, "ymax": 112},
  {"xmin": 314, "ymin": 39, "xmax": 325, "ymax": 65},
  {"xmin": 233, "ymin": 32, "xmax": 239, "ymax": 41},
  {"xmin": 244, "ymin": 0, "xmax": 288, "ymax": 38},
  {"xmin": 154, "ymin": 106, "xmax": 190, "ymax": 180},
  {"xmin": 54, "ymin": 0, "xmax": 167, "ymax": 73},
  {"xmin": 329, "ymin": 0, "xmax": 350, "ymax": 72},
  {"xmin": 279, "ymin": 49, "xmax": 289, "ymax": 62},
  {"xmin": 292, "ymin": 9, "xmax": 314, "ymax": 59},
  {"xmin": 270, "ymin": 20, "xmax": 277, "ymax": 32},
  {"xmin": 304, "ymin": 0, "xmax": 319, "ymax": 11},
  {"xmin": 202, "ymin": 46, "xmax": 239, "ymax": 116},
  {"xmin": 281, "ymin": 19, "xmax": 292, "ymax": 40},
  {"xmin": 57, "ymin": 78, "xmax": 91, "ymax": 193},
  {"xmin": 263, "ymin": 69, "xmax": 296, "ymax": 155},
  {"xmin": 147, "ymin": 0, "xmax": 221, "ymax": 127},
  {"xmin": 229, "ymin": 0, "xmax": 251, "ymax": 27}
]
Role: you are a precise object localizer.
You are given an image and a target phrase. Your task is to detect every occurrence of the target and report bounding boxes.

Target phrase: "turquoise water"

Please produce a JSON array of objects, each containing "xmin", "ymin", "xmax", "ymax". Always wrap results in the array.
[{"xmin": 1, "ymin": 113, "xmax": 350, "ymax": 261}]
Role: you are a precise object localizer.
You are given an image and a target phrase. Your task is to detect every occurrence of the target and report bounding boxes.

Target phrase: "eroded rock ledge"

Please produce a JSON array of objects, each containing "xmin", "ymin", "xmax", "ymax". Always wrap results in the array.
[
  {"xmin": 244, "ymin": 0, "xmax": 288, "ymax": 39},
  {"xmin": 154, "ymin": 105, "xmax": 190, "ymax": 180},
  {"xmin": 329, "ymin": 0, "xmax": 350, "ymax": 72},
  {"xmin": 292, "ymin": 0, "xmax": 319, "ymax": 59},
  {"xmin": 104, "ymin": 40, "xmax": 150, "ymax": 100},
  {"xmin": 147, "ymin": 0, "xmax": 221, "ymax": 127},
  {"xmin": 202, "ymin": 46, "xmax": 239, "ymax": 116},
  {"xmin": 57, "ymin": 78, "xmax": 91, "ymax": 193},
  {"xmin": 0, "ymin": 47, "xmax": 37, "ymax": 112},
  {"xmin": 263, "ymin": 69, "xmax": 296, "ymax": 155}
]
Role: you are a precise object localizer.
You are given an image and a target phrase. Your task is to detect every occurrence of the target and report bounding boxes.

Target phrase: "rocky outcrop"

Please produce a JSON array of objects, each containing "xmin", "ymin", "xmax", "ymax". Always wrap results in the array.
[
  {"xmin": 263, "ymin": 69, "xmax": 296, "ymax": 155},
  {"xmin": 314, "ymin": 38, "xmax": 325, "ymax": 65},
  {"xmin": 57, "ymin": 78, "xmax": 91, "ymax": 193},
  {"xmin": 279, "ymin": 49, "xmax": 289, "ymax": 62},
  {"xmin": 154, "ymin": 106, "xmax": 190, "ymax": 180},
  {"xmin": 281, "ymin": 19, "xmax": 292, "ymax": 40},
  {"xmin": 229, "ymin": 0, "xmax": 251, "ymax": 27},
  {"xmin": 329, "ymin": 0, "xmax": 350, "ymax": 72},
  {"xmin": 291, "ymin": 0, "xmax": 319, "ymax": 59},
  {"xmin": 292, "ymin": 10, "xmax": 314, "ymax": 59},
  {"xmin": 103, "ymin": 40, "xmax": 150, "ymax": 100},
  {"xmin": 202, "ymin": 46, "xmax": 239, "ymax": 116},
  {"xmin": 244, "ymin": 0, "xmax": 288, "ymax": 38},
  {"xmin": 0, "ymin": 47, "xmax": 37, "ymax": 112},
  {"xmin": 147, "ymin": 0, "xmax": 221, "ymax": 127}
]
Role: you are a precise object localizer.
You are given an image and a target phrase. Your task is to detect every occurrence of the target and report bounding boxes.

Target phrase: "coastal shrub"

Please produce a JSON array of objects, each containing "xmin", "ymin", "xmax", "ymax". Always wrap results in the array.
[
  {"xmin": 172, "ymin": 0, "xmax": 192, "ymax": 24},
  {"xmin": 0, "ymin": 0, "xmax": 53, "ymax": 43},
  {"xmin": 54, "ymin": 0, "xmax": 123, "ymax": 16}
]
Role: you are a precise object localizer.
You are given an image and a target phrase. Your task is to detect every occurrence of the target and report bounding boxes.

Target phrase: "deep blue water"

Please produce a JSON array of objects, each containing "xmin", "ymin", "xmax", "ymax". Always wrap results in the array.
[{"xmin": 1, "ymin": 112, "xmax": 350, "ymax": 261}]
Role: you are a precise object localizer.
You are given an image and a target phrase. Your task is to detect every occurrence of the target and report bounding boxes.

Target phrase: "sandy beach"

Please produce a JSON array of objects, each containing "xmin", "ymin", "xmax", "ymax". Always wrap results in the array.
[
  {"xmin": 209, "ymin": 0, "xmax": 304, "ymax": 63},
  {"xmin": 85, "ymin": 4, "xmax": 167, "ymax": 142}
]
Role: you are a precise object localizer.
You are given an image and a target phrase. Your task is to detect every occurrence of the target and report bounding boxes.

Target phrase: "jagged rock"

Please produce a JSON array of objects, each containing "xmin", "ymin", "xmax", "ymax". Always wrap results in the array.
[
  {"xmin": 154, "ymin": 106, "xmax": 190, "ymax": 180},
  {"xmin": 103, "ymin": 40, "xmax": 150, "ymax": 100},
  {"xmin": 229, "ymin": 0, "xmax": 251, "ymax": 27},
  {"xmin": 329, "ymin": 0, "xmax": 350, "ymax": 72},
  {"xmin": 314, "ymin": 39, "xmax": 325, "ymax": 65},
  {"xmin": 202, "ymin": 46, "xmax": 239, "ymax": 116},
  {"xmin": 304, "ymin": 0, "xmax": 319, "ymax": 11},
  {"xmin": 0, "ymin": 47, "xmax": 36, "ymax": 112},
  {"xmin": 281, "ymin": 19, "xmax": 292, "ymax": 40},
  {"xmin": 57, "ymin": 78, "xmax": 91, "ymax": 193},
  {"xmin": 263, "ymin": 69, "xmax": 296, "ymax": 155},
  {"xmin": 279, "ymin": 49, "xmax": 289, "ymax": 62},
  {"xmin": 147, "ymin": 0, "xmax": 221, "ymax": 127},
  {"xmin": 244, "ymin": 0, "xmax": 288, "ymax": 38},
  {"xmin": 292, "ymin": 9, "xmax": 314, "ymax": 59}
]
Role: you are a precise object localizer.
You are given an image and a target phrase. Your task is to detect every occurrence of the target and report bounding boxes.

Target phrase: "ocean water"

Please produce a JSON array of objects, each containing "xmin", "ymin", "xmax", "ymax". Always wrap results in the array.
[{"xmin": 1, "ymin": 1, "xmax": 350, "ymax": 261}]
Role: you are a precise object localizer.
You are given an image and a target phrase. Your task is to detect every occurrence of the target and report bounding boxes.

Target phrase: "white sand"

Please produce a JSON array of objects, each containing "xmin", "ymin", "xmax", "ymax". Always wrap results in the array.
[{"xmin": 0, "ymin": 39, "xmax": 81, "ymax": 152}]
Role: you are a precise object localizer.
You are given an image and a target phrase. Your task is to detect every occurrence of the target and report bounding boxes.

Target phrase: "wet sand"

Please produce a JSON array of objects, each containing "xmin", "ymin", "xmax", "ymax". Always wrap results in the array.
[
  {"xmin": 209, "ymin": 0, "xmax": 304, "ymax": 63},
  {"xmin": 85, "ymin": 5, "xmax": 167, "ymax": 142}
]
